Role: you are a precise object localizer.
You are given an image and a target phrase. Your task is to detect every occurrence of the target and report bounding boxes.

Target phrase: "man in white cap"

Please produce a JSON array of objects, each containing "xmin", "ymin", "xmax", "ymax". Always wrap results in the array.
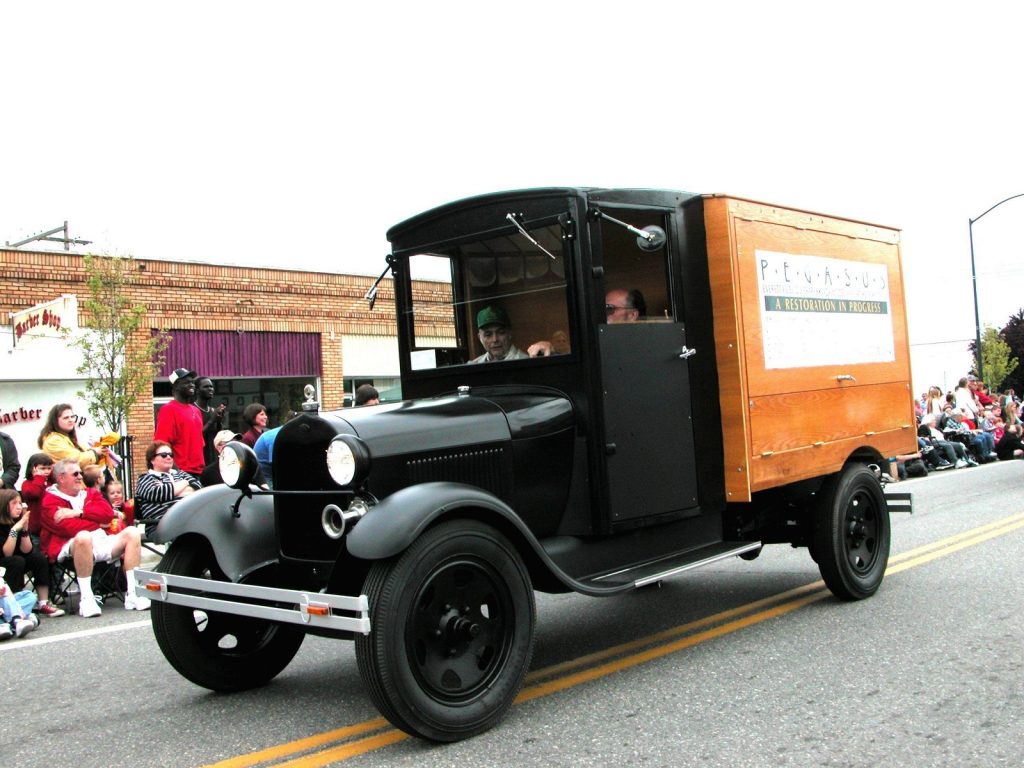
[{"xmin": 154, "ymin": 368, "xmax": 205, "ymax": 476}]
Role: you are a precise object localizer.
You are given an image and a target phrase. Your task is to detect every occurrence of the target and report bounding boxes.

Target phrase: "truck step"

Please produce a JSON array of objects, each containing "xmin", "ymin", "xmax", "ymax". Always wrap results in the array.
[
  {"xmin": 885, "ymin": 490, "xmax": 913, "ymax": 514},
  {"xmin": 581, "ymin": 541, "xmax": 763, "ymax": 589}
]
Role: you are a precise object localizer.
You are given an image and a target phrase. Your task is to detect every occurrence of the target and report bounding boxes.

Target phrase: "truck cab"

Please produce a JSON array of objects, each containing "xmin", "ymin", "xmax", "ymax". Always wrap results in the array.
[
  {"xmin": 384, "ymin": 187, "xmax": 730, "ymax": 562},
  {"xmin": 136, "ymin": 187, "xmax": 915, "ymax": 743}
]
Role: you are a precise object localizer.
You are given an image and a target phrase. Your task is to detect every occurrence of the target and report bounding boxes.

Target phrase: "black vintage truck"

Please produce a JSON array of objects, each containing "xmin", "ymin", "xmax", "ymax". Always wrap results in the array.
[{"xmin": 135, "ymin": 187, "xmax": 915, "ymax": 741}]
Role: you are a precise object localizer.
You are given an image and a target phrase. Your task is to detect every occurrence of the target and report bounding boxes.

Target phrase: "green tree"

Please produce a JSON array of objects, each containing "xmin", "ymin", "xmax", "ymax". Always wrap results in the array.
[
  {"xmin": 67, "ymin": 253, "xmax": 170, "ymax": 434},
  {"xmin": 979, "ymin": 324, "xmax": 1018, "ymax": 392},
  {"xmin": 1000, "ymin": 310, "xmax": 1024, "ymax": 395}
]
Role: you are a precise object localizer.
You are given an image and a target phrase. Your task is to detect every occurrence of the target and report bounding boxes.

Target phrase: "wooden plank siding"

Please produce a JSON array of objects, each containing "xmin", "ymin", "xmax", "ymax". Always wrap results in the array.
[{"xmin": 702, "ymin": 196, "xmax": 917, "ymax": 501}]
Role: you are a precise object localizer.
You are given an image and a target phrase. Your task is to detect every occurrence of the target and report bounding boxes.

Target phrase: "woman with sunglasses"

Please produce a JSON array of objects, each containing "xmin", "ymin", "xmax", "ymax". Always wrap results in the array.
[
  {"xmin": 134, "ymin": 441, "xmax": 201, "ymax": 536},
  {"xmin": 0, "ymin": 488, "xmax": 64, "ymax": 616},
  {"xmin": 37, "ymin": 403, "xmax": 107, "ymax": 467}
]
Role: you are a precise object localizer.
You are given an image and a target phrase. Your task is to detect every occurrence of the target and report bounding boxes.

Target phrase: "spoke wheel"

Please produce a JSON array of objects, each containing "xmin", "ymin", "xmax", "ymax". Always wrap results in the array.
[
  {"xmin": 356, "ymin": 520, "xmax": 535, "ymax": 742},
  {"xmin": 812, "ymin": 464, "xmax": 890, "ymax": 600},
  {"xmin": 151, "ymin": 538, "xmax": 304, "ymax": 692}
]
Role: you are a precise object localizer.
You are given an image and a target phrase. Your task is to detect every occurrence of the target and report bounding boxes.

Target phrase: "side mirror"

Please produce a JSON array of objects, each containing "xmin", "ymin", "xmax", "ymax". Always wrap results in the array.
[
  {"xmin": 636, "ymin": 225, "xmax": 666, "ymax": 252},
  {"xmin": 589, "ymin": 208, "xmax": 667, "ymax": 252}
]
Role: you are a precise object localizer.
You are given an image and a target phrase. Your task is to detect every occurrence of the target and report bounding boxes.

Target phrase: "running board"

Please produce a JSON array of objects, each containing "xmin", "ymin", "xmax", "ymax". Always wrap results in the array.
[
  {"xmin": 581, "ymin": 541, "xmax": 763, "ymax": 589},
  {"xmin": 885, "ymin": 490, "xmax": 913, "ymax": 514}
]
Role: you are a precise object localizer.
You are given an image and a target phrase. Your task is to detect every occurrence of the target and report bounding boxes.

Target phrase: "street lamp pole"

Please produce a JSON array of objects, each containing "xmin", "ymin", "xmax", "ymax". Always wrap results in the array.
[{"xmin": 968, "ymin": 192, "xmax": 1024, "ymax": 383}]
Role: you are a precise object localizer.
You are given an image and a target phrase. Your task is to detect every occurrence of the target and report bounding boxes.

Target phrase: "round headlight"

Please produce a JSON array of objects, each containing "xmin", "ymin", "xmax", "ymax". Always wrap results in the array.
[
  {"xmin": 326, "ymin": 435, "xmax": 370, "ymax": 487},
  {"xmin": 219, "ymin": 442, "xmax": 258, "ymax": 489}
]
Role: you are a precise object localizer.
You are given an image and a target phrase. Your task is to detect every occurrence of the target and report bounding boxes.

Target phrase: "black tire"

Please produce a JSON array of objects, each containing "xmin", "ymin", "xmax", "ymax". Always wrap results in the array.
[
  {"xmin": 739, "ymin": 545, "xmax": 763, "ymax": 561},
  {"xmin": 811, "ymin": 464, "xmax": 890, "ymax": 600},
  {"xmin": 151, "ymin": 539, "xmax": 304, "ymax": 692},
  {"xmin": 355, "ymin": 520, "xmax": 535, "ymax": 742}
]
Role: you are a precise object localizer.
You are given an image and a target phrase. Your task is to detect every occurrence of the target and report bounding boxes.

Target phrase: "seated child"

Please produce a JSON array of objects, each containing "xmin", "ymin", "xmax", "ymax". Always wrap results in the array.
[{"xmin": 0, "ymin": 566, "xmax": 38, "ymax": 640}]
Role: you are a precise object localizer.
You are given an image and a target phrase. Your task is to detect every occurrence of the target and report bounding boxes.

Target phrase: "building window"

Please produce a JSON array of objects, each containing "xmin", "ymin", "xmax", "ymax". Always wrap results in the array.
[
  {"xmin": 153, "ymin": 376, "xmax": 316, "ymax": 433},
  {"xmin": 342, "ymin": 376, "xmax": 401, "ymax": 407}
]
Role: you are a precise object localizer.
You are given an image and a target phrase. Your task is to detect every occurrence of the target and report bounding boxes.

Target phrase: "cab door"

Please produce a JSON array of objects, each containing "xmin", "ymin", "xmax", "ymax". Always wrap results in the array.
[{"xmin": 595, "ymin": 209, "xmax": 699, "ymax": 524}]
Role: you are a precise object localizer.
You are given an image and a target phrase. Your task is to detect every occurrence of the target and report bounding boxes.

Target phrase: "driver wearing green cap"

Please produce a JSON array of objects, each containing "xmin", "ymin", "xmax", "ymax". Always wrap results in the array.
[{"xmin": 471, "ymin": 305, "xmax": 529, "ymax": 363}]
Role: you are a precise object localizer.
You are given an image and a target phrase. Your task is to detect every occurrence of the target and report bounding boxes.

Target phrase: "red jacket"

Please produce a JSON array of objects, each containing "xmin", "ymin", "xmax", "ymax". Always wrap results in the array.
[
  {"xmin": 20, "ymin": 474, "xmax": 53, "ymax": 536},
  {"xmin": 40, "ymin": 486, "xmax": 115, "ymax": 562}
]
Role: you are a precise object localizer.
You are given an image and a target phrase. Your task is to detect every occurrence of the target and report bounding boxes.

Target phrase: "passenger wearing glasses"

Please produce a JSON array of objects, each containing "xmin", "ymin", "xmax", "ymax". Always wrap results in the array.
[
  {"xmin": 40, "ymin": 459, "xmax": 150, "ymax": 617},
  {"xmin": 37, "ymin": 403, "xmax": 108, "ymax": 468},
  {"xmin": 529, "ymin": 288, "xmax": 645, "ymax": 359},
  {"xmin": 605, "ymin": 288, "xmax": 646, "ymax": 324},
  {"xmin": 134, "ymin": 441, "xmax": 202, "ymax": 537}
]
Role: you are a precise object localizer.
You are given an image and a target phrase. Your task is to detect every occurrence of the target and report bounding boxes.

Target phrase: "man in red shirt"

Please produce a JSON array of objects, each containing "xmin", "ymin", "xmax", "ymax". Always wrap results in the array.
[
  {"xmin": 154, "ymin": 368, "xmax": 205, "ymax": 476},
  {"xmin": 40, "ymin": 459, "xmax": 150, "ymax": 617}
]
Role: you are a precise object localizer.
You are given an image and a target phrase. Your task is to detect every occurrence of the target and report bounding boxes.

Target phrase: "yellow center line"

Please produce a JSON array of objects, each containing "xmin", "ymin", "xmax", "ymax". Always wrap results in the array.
[
  {"xmin": 517, "ymin": 590, "xmax": 830, "ymax": 703},
  {"xmin": 528, "ymin": 510, "xmax": 1024, "ymax": 685},
  {"xmin": 270, "ymin": 730, "xmax": 409, "ymax": 768},
  {"xmin": 203, "ymin": 719, "xmax": 390, "ymax": 768},
  {"xmin": 201, "ymin": 511, "xmax": 1024, "ymax": 768},
  {"xmin": 887, "ymin": 516, "xmax": 1024, "ymax": 574},
  {"xmin": 889, "ymin": 511, "xmax": 1024, "ymax": 564}
]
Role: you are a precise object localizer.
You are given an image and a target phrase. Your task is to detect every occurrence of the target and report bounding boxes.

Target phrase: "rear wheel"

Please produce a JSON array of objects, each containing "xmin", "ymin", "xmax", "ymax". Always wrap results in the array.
[
  {"xmin": 151, "ymin": 539, "xmax": 304, "ymax": 691},
  {"xmin": 811, "ymin": 464, "xmax": 890, "ymax": 600},
  {"xmin": 356, "ymin": 520, "xmax": 535, "ymax": 742}
]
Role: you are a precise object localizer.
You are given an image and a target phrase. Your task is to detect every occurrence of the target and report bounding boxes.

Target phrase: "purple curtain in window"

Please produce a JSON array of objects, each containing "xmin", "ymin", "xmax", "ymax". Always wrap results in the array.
[{"xmin": 157, "ymin": 330, "xmax": 321, "ymax": 378}]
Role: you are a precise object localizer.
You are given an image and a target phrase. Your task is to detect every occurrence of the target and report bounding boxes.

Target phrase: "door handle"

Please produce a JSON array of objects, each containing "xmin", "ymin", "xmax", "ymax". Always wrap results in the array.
[{"xmin": 679, "ymin": 346, "xmax": 697, "ymax": 360}]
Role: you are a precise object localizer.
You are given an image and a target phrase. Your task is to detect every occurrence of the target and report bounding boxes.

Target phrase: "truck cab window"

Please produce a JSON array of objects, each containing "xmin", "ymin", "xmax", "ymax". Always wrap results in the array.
[
  {"xmin": 599, "ymin": 211, "xmax": 673, "ymax": 323},
  {"xmin": 407, "ymin": 220, "xmax": 572, "ymax": 368}
]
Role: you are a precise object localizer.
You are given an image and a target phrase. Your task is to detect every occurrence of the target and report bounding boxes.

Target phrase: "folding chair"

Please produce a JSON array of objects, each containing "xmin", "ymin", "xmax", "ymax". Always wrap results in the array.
[{"xmin": 49, "ymin": 557, "xmax": 126, "ymax": 612}]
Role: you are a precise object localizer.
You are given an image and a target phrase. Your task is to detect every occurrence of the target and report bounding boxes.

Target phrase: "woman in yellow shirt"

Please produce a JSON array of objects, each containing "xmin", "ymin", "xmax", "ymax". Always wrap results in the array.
[{"xmin": 37, "ymin": 403, "xmax": 105, "ymax": 467}]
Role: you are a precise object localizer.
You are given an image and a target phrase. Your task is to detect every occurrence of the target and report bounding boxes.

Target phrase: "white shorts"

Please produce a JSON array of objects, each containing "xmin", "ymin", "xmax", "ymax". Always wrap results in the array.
[{"xmin": 57, "ymin": 529, "xmax": 118, "ymax": 564}]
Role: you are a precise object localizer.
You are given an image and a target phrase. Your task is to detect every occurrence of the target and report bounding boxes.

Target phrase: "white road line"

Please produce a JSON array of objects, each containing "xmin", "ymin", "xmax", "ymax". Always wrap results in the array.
[{"xmin": 0, "ymin": 619, "xmax": 150, "ymax": 652}]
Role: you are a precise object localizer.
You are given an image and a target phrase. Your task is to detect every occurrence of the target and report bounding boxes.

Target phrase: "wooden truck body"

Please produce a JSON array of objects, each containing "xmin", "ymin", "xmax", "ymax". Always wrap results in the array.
[{"xmin": 703, "ymin": 194, "xmax": 915, "ymax": 499}]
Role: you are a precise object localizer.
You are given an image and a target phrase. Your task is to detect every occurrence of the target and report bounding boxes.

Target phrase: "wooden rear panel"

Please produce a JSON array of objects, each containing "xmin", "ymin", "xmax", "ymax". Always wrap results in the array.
[{"xmin": 703, "ymin": 196, "xmax": 917, "ymax": 501}]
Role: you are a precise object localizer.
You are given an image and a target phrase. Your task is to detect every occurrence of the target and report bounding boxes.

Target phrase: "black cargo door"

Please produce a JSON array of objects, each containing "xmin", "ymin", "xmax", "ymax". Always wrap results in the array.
[{"xmin": 599, "ymin": 321, "xmax": 699, "ymax": 523}]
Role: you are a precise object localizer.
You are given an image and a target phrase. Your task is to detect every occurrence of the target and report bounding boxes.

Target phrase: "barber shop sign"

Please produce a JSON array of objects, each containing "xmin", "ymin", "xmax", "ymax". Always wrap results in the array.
[{"xmin": 10, "ymin": 294, "xmax": 78, "ymax": 347}]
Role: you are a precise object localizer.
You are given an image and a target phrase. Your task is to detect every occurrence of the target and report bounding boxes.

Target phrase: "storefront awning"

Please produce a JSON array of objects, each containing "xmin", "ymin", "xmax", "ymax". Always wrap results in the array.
[{"xmin": 160, "ymin": 330, "xmax": 321, "ymax": 378}]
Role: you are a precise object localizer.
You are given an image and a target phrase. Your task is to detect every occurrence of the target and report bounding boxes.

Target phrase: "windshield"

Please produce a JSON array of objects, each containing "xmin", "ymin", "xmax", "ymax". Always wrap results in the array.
[{"xmin": 406, "ymin": 220, "xmax": 572, "ymax": 369}]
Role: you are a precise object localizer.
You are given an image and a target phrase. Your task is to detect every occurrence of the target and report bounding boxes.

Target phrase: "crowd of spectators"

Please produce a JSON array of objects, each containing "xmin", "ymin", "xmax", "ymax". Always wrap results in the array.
[
  {"xmin": 899, "ymin": 375, "xmax": 1024, "ymax": 478},
  {"xmin": 0, "ymin": 369, "xmax": 309, "ymax": 630}
]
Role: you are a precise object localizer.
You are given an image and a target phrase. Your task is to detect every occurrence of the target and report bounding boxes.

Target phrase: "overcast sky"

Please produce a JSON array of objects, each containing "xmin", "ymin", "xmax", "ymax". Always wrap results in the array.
[{"xmin": 3, "ymin": 2, "xmax": 1022, "ymax": 391}]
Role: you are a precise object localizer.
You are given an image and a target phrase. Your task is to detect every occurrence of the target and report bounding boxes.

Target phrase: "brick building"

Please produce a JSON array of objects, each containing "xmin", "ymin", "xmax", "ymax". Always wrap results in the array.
[{"xmin": 0, "ymin": 246, "xmax": 408, "ymax": 477}]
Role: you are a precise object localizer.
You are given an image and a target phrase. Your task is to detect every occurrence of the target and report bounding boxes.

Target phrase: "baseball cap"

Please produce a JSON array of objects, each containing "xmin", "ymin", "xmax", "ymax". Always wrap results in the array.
[
  {"xmin": 476, "ymin": 305, "xmax": 510, "ymax": 329},
  {"xmin": 169, "ymin": 368, "xmax": 197, "ymax": 385},
  {"xmin": 214, "ymin": 430, "xmax": 242, "ymax": 448}
]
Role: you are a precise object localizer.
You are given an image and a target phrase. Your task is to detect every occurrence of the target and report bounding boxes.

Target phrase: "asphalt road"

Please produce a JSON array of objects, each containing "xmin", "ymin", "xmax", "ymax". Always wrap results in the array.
[{"xmin": 3, "ymin": 461, "xmax": 1023, "ymax": 768}]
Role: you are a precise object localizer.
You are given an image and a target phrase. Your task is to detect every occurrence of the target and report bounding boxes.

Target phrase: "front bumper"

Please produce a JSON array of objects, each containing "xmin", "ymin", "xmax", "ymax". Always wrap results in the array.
[{"xmin": 132, "ymin": 569, "xmax": 371, "ymax": 634}]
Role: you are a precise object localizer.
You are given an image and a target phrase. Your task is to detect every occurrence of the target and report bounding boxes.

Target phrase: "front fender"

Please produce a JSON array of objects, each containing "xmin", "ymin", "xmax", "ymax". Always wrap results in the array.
[
  {"xmin": 346, "ymin": 481, "xmax": 532, "ymax": 561},
  {"xmin": 153, "ymin": 484, "xmax": 278, "ymax": 582}
]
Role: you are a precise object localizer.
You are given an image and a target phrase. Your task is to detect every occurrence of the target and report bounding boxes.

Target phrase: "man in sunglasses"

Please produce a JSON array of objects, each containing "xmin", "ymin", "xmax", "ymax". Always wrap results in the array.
[
  {"xmin": 605, "ymin": 288, "xmax": 646, "ymax": 324},
  {"xmin": 39, "ymin": 459, "xmax": 150, "ymax": 617}
]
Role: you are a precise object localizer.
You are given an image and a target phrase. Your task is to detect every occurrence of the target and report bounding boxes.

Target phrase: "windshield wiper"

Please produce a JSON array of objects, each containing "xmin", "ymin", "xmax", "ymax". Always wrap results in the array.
[{"xmin": 505, "ymin": 213, "xmax": 556, "ymax": 260}]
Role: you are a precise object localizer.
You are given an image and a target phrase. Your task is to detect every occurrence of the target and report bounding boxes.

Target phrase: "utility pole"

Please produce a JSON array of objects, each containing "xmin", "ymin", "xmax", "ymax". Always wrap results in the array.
[
  {"xmin": 5, "ymin": 220, "xmax": 92, "ymax": 250},
  {"xmin": 969, "ymin": 193, "xmax": 1024, "ymax": 382}
]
